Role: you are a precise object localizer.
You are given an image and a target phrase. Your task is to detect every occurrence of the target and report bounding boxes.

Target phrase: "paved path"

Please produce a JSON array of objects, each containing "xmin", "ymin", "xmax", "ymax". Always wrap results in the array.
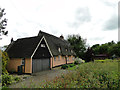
[{"xmin": 8, "ymin": 68, "xmax": 69, "ymax": 88}]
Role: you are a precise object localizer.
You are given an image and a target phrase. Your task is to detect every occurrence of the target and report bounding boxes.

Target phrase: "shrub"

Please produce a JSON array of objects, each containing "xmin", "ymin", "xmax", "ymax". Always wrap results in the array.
[
  {"xmin": 37, "ymin": 60, "xmax": 119, "ymax": 88},
  {"xmin": 61, "ymin": 64, "xmax": 68, "ymax": 69},
  {"xmin": 68, "ymin": 64, "xmax": 75, "ymax": 67},
  {"xmin": 74, "ymin": 57, "xmax": 85, "ymax": 65},
  {"xmin": 74, "ymin": 60, "xmax": 79, "ymax": 65},
  {"xmin": 2, "ymin": 74, "xmax": 13, "ymax": 86},
  {"xmin": 1, "ymin": 50, "xmax": 10, "ymax": 74},
  {"xmin": 14, "ymin": 76, "xmax": 21, "ymax": 82},
  {"xmin": 2, "ymin": 74, "xmax": 21, "ymax": 86}
]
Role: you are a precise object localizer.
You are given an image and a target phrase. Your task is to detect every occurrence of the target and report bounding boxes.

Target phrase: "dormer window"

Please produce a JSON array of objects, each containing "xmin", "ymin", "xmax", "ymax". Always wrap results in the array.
[
  {"xmin": 71, "ymin": 50, "xmax": 73, "ymax": 53},
  {"xmin": 58, "ymin": 47, "xmax": 61, "ymax": 52},
  {"xmin": 41, "ymin": 44, "xmax": 45, "ymax": 47},
  {"xmin": 66, "ymin": 48, "xmax": 68, "ymax": 52}
]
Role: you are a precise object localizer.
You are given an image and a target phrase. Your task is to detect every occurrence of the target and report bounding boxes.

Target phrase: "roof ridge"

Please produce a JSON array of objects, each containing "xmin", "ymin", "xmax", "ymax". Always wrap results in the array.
[
  {"xmin": 17, "ymin": 36, "xmax": 39, "ymax": 41},
  {"xmin": 38, "ymin": 30, "xmax": 67, "ymax": 42}
]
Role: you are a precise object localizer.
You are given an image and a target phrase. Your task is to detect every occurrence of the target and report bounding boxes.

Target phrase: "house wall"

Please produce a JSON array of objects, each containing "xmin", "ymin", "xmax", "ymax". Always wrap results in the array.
[
  {"xmin": 67, "ymin": 55, "xmax": 75, "ymax": 64},
  {"xmin": 7, "ymin": 58, "xmax": 22, "ymax": 72},
  {"xmin": 51, "ymin": 55, "xmax": 75, "ymax": 67},
  {"xmin": 25, "ymin": 58, "xmax": 32, "ymax": 73},
  {"xmin": 7, "ymin": 58, "xmax": 32, "ymax": 73},
  {"xmin": 52, "ymin": 55, "xmax": 66, "ymax": 67}
]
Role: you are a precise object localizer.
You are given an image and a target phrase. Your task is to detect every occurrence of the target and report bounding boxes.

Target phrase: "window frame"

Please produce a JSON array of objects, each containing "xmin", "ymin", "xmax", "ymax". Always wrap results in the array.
[
  {"xmin": 22, "ymin": 58, "xmax": 25, "ymax": 65},
  {"xmin": 54, "ymin": 56, "xmax": 56, "ymax": 61},
  {"xmin": 41, "ymin": 44, "xmax": 45, "ymax": 48},
  {"xmin": 58, "ymin": 55, "xmax": 60, "ymax": 61},
  {"xmin": 58, "ymin": 47, "xmax": 61, "ymax": 52}
]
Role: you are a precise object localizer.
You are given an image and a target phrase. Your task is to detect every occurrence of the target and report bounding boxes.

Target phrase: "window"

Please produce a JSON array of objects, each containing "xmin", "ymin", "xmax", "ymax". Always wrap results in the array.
[
  {"xmin": 62, "ymin": 56, "xmax": 64, "ymax": 60},
  {"xmin": 54, "ymin": 56, "xmax": 56, "ymax": 61},
  {"xmin": 58, "ymin": 47, "xmax": 61, "ymax": 52},
  {"xmin": 58, "ymin": 55, "xmax": 60, "ymax": 61},
  {"xmin": 41, "ymin": 44, "xmax": 45, "ymax": 47},
  {"xmin": 22, "ymin": 58, "xmax": 25, "ymax": 65},
  {"xmin": 66, "ymin": 48, "xmax": 68, "ymax": 51},
  {"xmin": 71, "ymin": 50, "xmax": 73, "ymax": 53},
  {"xmin": 67, "ymin": 57, "xmax": 69, "ymax": 61},
  {"xmin": 72, "ymin": 57, "xmax": 75, "ymax": 60}
]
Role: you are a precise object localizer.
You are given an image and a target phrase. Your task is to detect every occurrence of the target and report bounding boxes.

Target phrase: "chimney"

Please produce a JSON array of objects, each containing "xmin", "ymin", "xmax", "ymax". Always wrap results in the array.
[
  {"xmin": 60, "ymin": 35, "xmax": 64, "ymax": 40},
  {"xmin": 11, "ymin": 37, "xmax": 14, "ymax": 43}
]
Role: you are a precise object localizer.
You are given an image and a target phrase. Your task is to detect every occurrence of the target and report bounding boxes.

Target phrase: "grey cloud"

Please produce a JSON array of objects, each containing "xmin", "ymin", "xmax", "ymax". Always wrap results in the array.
[
  {"xmin": 90, "ymin": 37, "xmax": 104, "ymax": 41},
  {"xmin": 102, "ymin": 0, "xmax": 116, "ymax": 7},
  {"xmin": 76, "ymin": 7, "xmax": 91, "ymax": 22},
  {"xmin": 103, "ymin": 15, "xmax": 118, "ymax": 31},
  {"xmin": 68, "ymin": 7, "xmax": 91, "ymax": 29}
]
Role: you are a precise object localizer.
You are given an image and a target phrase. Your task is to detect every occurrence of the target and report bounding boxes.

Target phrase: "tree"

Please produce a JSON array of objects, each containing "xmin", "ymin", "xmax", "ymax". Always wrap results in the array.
[
  {"xmin": 67, "ymin": 34, "xmax": 87, "ymax": 59},
  {"xmin": 91, "ymin": 41, "xmax": 119, "ymax": 59},
  {"xmin": 0, "ymin": 50, "xmax": 9, "ymax": 74},
  {"xmin": 91, "ymin": 44, "xmax": 100, "ymax": 55},
  {"xmin": 85, "ymin": 47, "xmax": 94, "ymax": 62},
  {"xmin": 109, "ymin": 42, "xmax": 120, "ymax": 57},
  {"xmin": 0, "ymin": 8, "xmax": 8, "ymax": 39}
]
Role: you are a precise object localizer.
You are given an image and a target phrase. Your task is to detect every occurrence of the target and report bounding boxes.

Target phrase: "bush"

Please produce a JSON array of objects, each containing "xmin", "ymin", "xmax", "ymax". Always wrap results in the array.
[
  {"xmin": 1, "ymin": 50, "xmax": 10, "ymax": 74},
  {"xmin": 61, "ymin": 64, "xmax": 69, "ymax": 69},
  {"xmin": 2, "ymin": 74, "xmax": 21, "ymax": 86},
  {"xmin": 74, "ymin": 60, "xmax": 79, "ymax": 65},
  {"xmin": 14, "ymin": 76, "xmax": 21, "ymax": 82},
  {"xmin": 2, "ymin": 74, "xmax": 13, "ymax": 86},
  {"xmin": 74, "ymin": 57, "xmax": 85, "ymax": 65},
  {"xmin": 37, "ymin": 60, "xmax": 119, "ymax": 88},
  {"xmin": 68, "ymin": 64, "xmax": 75, "ymax": 67}
]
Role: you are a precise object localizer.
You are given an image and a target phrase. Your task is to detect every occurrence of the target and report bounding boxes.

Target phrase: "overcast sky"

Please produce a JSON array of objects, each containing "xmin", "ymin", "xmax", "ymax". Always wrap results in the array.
[{"xmin": 0, "ymin": 0, "xmax": 119, "ymax": 47}]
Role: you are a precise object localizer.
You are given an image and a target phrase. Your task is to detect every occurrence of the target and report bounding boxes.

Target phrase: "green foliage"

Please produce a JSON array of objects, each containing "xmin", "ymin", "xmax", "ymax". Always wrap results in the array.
[
  {"xmin": 94, "ymin": 59, "xmax": 114, "ymax": 63},
  {"xmin": 74, "ymin": 60, "xmax": 79, "ymax": 65},
  {"xmin": 85, "ymin": 47, "xmax": 94, "ymax": 62},
  {"xmin": 2, "ymin": 73, "xmax": 21, "ymax": 86},
  {"xmin": 91, "ymin": 41, "xmax": 120, "ymax": 58},
  {"xmin": 68, "ymin": 64, "xmax": 75, "ymax": 67},
  {"xmin": 1, "ymin": 50, "xmax": 9, "ymax": 74},
  {"xmin": 61, "ymin": 64, "xmax": 69, "ymax": 69},
  {"xmin": 2, "ymin": 73, "xmax": 13, "ymax": 86},
  {"xmin": 14, "ymin": 76, "xmax": 21, "ymax": 82},
  {"xmin": 0, "ymin": 8, "xmax": 8, "ymax": 37},
  {"xmin": 37, "ymin": 60, "xmax": 119, "ymax": 88},
  {"xmin": 67, "ymin": 34, "xmax": 87, "ymax": 59}
]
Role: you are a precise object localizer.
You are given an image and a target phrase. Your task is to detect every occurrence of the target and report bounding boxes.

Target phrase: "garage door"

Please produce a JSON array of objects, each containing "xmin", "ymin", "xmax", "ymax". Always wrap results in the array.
[{"xmin": 32, "ymin": 58, "xmax": 50, "ymax": 73}]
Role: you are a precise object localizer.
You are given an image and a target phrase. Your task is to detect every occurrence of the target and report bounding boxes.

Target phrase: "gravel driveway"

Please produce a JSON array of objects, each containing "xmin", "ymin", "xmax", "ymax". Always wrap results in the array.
[{"xmin": 9, "ymin": 67, "xmax": 69, "ymax": 88}]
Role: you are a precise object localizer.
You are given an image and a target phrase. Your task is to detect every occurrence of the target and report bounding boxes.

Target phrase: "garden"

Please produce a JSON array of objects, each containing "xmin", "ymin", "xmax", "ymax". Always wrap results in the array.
[
  {"xmin": 1, "ymin": 52, "xmax": 120, "ymax": 89},
  {"xmin": 36, "ymin": 59, "xmax": 119, "ymax": 88},
  {"xmin": 3, "ymin": 58, "xmax": 118, "ymax": 89}
]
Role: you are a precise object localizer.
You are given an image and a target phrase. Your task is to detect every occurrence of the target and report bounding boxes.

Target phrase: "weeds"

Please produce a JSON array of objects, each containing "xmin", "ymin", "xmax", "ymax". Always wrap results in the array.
[{"xmin": 38, "ymin": 60, "xmax": 119, "ymax": 88}]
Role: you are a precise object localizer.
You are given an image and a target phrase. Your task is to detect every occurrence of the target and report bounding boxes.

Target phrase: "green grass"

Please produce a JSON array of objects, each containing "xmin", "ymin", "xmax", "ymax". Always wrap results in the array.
[{"xmin": 36, "ymin": 60, "xmax": 119, "ymax": 88}]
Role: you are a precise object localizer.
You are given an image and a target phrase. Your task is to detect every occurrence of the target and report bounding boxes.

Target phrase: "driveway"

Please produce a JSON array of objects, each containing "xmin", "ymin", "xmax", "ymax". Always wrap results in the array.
[{"xmin": 9, "ymin": 67, "xmax": 69, "ymax": 88}]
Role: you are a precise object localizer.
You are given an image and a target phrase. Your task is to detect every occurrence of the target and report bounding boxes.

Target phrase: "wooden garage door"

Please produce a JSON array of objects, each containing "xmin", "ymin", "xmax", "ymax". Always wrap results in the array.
[{"xmin": 32, "ymin": 58, "xmax": 50, "ymax": 73}]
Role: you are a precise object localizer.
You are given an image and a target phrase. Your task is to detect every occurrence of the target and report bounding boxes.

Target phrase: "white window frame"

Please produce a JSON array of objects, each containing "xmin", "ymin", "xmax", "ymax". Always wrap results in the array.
[
  {"xmin": 54, "ymin": 56, "xmax": 56, "ymax": 61},
  {"xmin": 72, "ymin": 57, "xmax": 75, "ymax": 60},
  {"xmin": 66, "ymin": 48, "xmax": 68, "ymax": 51},
  {"xmin": 22, "ymin": 59, "xmax": 25, "ymax": 65},
  {"xmin": 58, "ymin": 47, "xmax": 61, "ymax": 52},
  {"xmin": 67, "ymin": 57, "xmax": 69, "ymax": 61},
  {"xmin": 58, "ymin": 55, "xmax": 60, "ymax": 61}
]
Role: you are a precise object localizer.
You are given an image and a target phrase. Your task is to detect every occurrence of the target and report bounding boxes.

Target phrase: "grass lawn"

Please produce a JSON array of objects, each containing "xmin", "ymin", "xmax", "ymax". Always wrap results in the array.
[
  {"xmin": 37, "ymin": 59, "xmax": 119, "ymax": 88},
  {"xmin": 3, "ymin": 59, "xmax": 120, "ymax": 89}
]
